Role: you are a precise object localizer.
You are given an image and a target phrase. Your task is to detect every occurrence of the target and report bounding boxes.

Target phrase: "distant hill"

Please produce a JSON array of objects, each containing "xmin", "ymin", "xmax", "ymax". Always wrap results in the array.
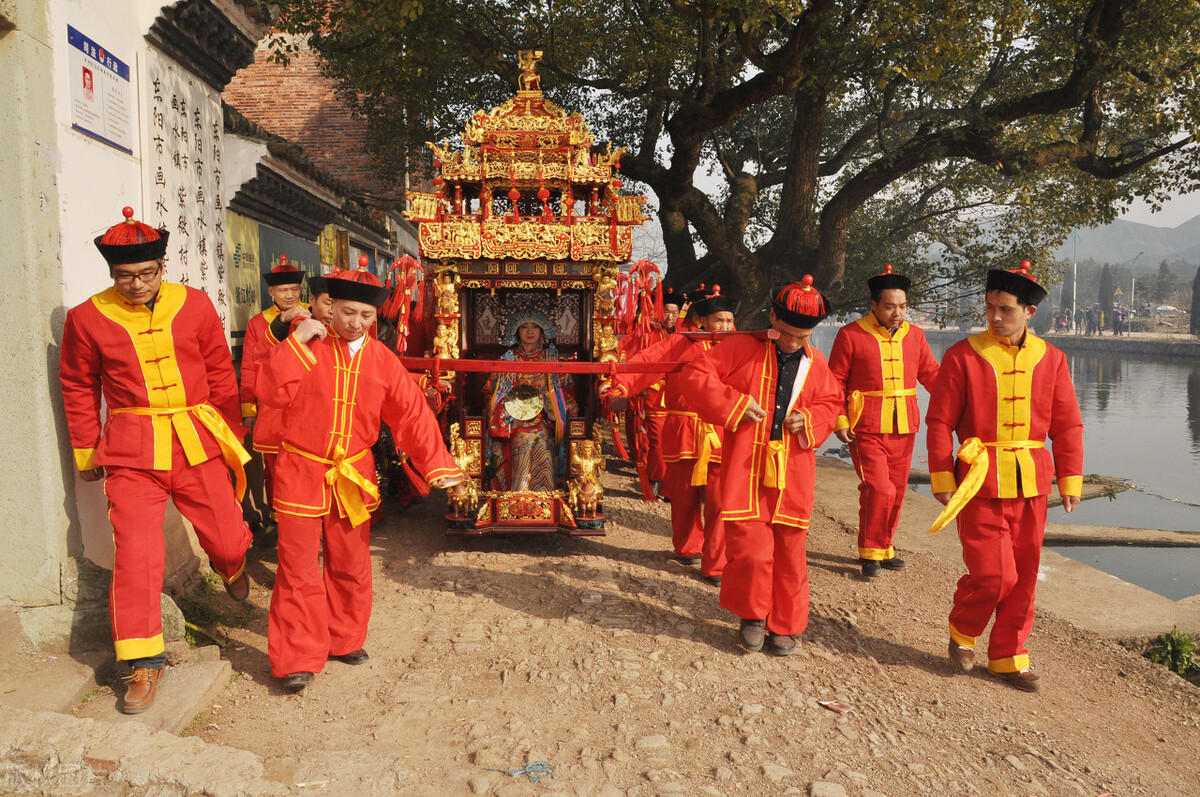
[{"xmin": 1056, "ymin": 215, "xmax": 1200, "ymax": 265}]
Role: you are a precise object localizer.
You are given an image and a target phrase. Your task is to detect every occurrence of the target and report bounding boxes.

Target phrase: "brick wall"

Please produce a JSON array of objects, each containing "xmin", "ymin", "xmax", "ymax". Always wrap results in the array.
[{"xmin": 223, "ymin": 44, "xmax": 402, "ymax": 202}]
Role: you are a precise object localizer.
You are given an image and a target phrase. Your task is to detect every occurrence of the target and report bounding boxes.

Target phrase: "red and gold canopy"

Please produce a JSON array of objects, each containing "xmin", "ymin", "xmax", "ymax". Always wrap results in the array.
[{"xmin": 404, "ymin": 51, "xmax": 649, "ymax": 275}]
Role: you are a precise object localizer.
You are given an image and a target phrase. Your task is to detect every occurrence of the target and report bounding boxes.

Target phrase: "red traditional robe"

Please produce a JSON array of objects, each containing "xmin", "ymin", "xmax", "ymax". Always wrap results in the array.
[
  {"xmin": 617, "ymin": 328, "xmax": 670, "ymax": 486},
  {"xmin": 926, "ymin": 329, "xmax": 1083, "ymax": 673},
  {"xmin": 683, "ymin": 336, "xmax": 842, "ymax": 636},
  {"xmin": 259, "ymin": 331, "xmax": 460, "ymax": 677},
  {"xmin": 59, "ymin": 282, "xmax": 251, "ymax": 661},
  {"xmin": 609, "ymin": 333, "xmax": 726, "ymax": 572},
  {"xmin": 827, "ymin": 316, "xmax": 939, "ymax": 560},
  {"xmin": 240, "ymin": 302, "xmax": 311, "ymax": 416}
]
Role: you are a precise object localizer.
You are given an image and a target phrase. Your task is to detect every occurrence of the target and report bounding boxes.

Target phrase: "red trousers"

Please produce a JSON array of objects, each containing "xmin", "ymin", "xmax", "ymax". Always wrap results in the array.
[
  {"xmin": 721, "ymin": 495, "xmax": 810, "ymax": 636},
  {"xmin": 269, "ymin": 512, "xmax": 372, "ymax": 678},
  {"xmin": 663, "ymin": 460, "xmax": 726, "ymax": 575},
  {"xmin": 105, "ymin": 445, "xmax": 251, "ymax": 661},
  {"xmin": 645, "ymin": 412, "xmax": 667, "ymax": 484},
  {"xmin": 262, "ymin": 452, "xmax": 277, "ymax": 521},
  {"xmin": 850, "ymin": 431, "xmax": 916, "ymax": 560},
  {"xmin": 949, "ymin": 495, "xmax": 1047, "ymax": 673}
]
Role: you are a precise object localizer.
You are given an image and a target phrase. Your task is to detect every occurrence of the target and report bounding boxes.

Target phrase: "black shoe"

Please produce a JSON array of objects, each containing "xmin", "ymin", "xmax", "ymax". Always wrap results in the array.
[
  {"xmin": 881, "ymin": 557, "xmax": 907, "ymax": 571},
  {"xmin": 861, "ymin": 559, "xmax": 882, "ymax": 577},
  {"xmin": 767, "ymin": 632, "xmax": 797, "ymax": 657},
  {"xmin": 674, "ymin": 553, "xmax": 702, "ymax": 566},
  {"xmin": 254, "ymin": 522, "xmax": 278, "ymax": 548},
  {"xmin": 739, "ymin": 619, "xmax": 766, "ymax": 652},
  {"xmin": 701, "ymin": 573, "xmax": 722, "ymax": 586},
  {"xmin": 329, "ymin": 648, "xmax": 369, "ymax": 665},
  {"xmin": 283, "ymin": 672, "xmax": 315, "ymax": 692}
]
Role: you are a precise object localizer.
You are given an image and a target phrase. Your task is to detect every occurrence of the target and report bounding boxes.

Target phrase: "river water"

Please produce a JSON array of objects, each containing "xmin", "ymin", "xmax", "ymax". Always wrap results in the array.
[{"xmin": 810, "ymin": 326, "xmax": 1200, "ymax": 600}]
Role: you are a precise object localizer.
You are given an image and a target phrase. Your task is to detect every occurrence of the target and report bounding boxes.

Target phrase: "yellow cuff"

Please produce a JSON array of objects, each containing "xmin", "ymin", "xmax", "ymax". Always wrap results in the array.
[
  {"xmin": 114, "ymin": 633, "xmax": 166, "ymax": 661},
  {"xmin": 834, "ymin": 414, "xmax": 850, "ymax": 431},
  {"xmin": 930, "ymin": 470, "xmax": 958, "ymax": 494},
  {"xmin": 1057, "ymin": 475, "xmax": 1083, "ymax": 497},
  {"xmin": 858, "ymin": 546, "xmax": 895, "ymax": 561},
  {"xmin": 74, "ymin": 448, "xmax": 97, "ymax": 471},
  {"xmin": 949, "ymin": 622, "xmax": 976, "ymax": 649},
  {"xmin": 987, "ymin": 654, "xmax": 1030, "ymax": 674},
  {"xmin": 240, "ymin": 403, "xmax": 257, "ymax": 418}
]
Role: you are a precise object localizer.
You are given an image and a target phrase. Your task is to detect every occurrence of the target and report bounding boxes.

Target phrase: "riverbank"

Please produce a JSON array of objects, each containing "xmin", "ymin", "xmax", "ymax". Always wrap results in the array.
[
  {"xmin": 920, "ymin": 325, "xmax": 1200, "ymax": 357},
  {"xmin": 4, "ymin": 457, "xmax": 1199, "ymax": 796}
]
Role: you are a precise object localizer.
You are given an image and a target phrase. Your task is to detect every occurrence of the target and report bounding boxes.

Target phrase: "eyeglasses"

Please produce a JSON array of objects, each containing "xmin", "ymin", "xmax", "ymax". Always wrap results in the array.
[{"xmin": 113, "ymin": 265, "xmax": 163, "ymax": 286}]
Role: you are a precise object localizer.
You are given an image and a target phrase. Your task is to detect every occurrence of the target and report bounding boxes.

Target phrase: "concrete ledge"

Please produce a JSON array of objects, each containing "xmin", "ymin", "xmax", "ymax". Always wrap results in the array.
[
  {"xmin": 815, "ymin": 457, "xmax": 1200, "ymax": 640},
  {"xmin": 0, "ymin": 707, "xmax": 285, "ymax": 797},
  {"xmin": 73, "ymin": 659, "xmax": 232, "ymax": 736},
  {"xmin": 1045, "ymin": 523, "xmax": 1200, "ymax": 547}
]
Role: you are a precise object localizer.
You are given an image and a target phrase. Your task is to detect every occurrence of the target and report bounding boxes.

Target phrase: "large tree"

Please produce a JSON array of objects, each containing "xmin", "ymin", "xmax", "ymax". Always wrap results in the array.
[{"xmin": 270, "ymin": 0, "xmax": 1200, "ymax": 319}]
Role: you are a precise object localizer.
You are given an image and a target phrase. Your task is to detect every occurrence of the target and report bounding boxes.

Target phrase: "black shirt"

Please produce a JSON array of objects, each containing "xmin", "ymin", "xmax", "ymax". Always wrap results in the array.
[{"xmin": 770, "ymin": 345, "xmax": 808, "ymax": 441}]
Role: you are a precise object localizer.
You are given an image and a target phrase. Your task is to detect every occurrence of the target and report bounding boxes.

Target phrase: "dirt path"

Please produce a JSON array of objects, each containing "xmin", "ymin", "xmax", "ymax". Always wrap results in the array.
[{"xmin": 184, "ymin": 459, "xmax": 1200, "ymax": 796}]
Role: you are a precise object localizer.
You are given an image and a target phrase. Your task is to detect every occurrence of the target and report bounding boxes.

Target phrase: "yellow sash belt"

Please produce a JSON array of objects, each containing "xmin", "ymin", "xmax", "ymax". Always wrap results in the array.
[
  {"xmin": 763, "ymin": 439, "xmax": 788, "ymax": 489},
  {"xmin": 927, "ymin": 438, "xmax": 1045, "ymax": 533},
  {"xmin": 282, "ymin": 442, "xmax": 378, "ymax": 527},
  {"xmin": 111, "ymin": 403, "xmax": 251, "ymax": 500},
  {"xmin": 846, "ymin": 387, "xmax": 918, "ymax": 432},
  {"xmin": 689, "ymin": 423, "xmax": 722, "ymax": 486}
]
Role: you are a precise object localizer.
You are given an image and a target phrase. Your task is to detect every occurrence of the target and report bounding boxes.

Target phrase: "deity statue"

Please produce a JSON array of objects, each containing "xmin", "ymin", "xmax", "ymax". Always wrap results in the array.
[
  {"xmin": 568, "ymin": 438, "xmax": 604, "ymax": 517},
  {"xmin": 435, "ymin": 270, "xmax": 461, "ymax": 317},
  {"xmin": 594, "ymin": 323, "xmax": 618, "ymax": 362},
  {"xmin": 484, "ymin": 309, "xmax": 578, "ymax": 492},
  {"xmin": 518, "ymin": 50, "xmax": 543, "ymax": 92},
  {"xmin": 447, "ymin": 423, "xmax": 480, "ymax": 516}
]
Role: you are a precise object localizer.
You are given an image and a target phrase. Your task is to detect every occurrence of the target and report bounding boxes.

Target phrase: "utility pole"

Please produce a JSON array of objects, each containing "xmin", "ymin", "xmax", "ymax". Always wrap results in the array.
[{"xmin": 1072, "ymin": 232, "xmax": 1078, "ymax": 334}]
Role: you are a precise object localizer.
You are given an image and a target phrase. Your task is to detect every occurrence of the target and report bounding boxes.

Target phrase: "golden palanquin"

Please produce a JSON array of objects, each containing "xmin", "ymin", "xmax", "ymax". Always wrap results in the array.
[{"xmin": 402, "ymin": 51, "xmax": 649, "ymax": 536}]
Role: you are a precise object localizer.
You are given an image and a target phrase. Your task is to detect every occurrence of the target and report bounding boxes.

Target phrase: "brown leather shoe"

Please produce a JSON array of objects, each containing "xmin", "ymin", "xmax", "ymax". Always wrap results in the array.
[
  {"xmin": 120, "ymin": 666, "xmax": 164, "ymax": 714},
  {"xmin": 224, "ymin": 568, "xmax": 251, "ymax": 602},
  {"xmin": 994, "ymin": 668, "xmax": 1042, "ymax": 693},
  {"xmin": 739, "ymin": 619, "xmax": 766, "ymax": 652},
  {"xmin": 948, "ymin": 640, "xmax": 975, "ymax": 672},
  {"xmin": 767, "ymin": 632, "xmax": 797, "ymax": 657}
]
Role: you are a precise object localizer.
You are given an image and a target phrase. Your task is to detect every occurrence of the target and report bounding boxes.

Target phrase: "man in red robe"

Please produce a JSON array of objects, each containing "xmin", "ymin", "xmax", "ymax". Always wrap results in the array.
[
  {"xmin": 241, "ymin": 256, "xmax": 310, "ymax": 545},
  {"xmin": 828, "ymin": 264, "xmax": 939, "ymax": 577},
  {"xmin": 59, "ymin": 208, "xmax": 252, "ymax": 713},
  {"xmin": 683, "ymin": 278, "xmax": 843, "ymax": 655},
  {"xmin": 604, "ymin": 286, "xmax": 736, "ymax": 584},
  {"xmin": 259, "ymin": 266, "xmax": 465, "ymax": 691},
  {"xmin": 927, "ymin": 261, "xmax": 1084, "ymax": 693},
  {"xmin": 640, "ymin": 286, "xmax": 685, "ymax": 495}
]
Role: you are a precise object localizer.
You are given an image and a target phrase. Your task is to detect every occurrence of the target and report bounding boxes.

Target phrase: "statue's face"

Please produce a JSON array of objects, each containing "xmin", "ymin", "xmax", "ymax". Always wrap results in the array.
[{"xmin": 581, "ymin": 441, "xmax": 594, "ymax": 455}]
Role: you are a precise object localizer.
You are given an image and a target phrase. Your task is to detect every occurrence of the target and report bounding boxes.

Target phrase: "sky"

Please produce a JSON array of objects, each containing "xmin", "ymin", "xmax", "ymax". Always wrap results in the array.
[{"xmin": 1119, "ymin": 194, "xmax": 1200, "ymax": 228}]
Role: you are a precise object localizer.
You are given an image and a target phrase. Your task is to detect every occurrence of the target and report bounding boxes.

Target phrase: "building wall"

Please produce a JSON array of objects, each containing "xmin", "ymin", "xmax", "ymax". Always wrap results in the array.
[{"xmin": 0, "ymin": 0, "xmax": 236, "ymax": 651}]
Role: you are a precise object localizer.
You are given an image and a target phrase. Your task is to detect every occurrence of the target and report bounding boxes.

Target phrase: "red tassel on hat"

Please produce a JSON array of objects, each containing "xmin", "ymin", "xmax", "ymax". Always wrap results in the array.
[
  {"xmin": 778, "ymin": 275, "xmax": 826, "ymax": 316},
  {"xmin": 100, "ymin": 206, "xmax": 164, "ymax": 246}
]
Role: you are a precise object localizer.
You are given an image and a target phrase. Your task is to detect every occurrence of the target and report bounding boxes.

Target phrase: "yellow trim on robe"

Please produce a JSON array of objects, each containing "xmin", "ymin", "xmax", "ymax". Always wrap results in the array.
[
  {"xmin": 74, "ymin": 448, "xmax": 97, "ymax": 471},
  {"xmin": 91, "ymin": 283, "xmax": 199, "ymax": 471},
  {"xmin": 855, "ymin": 316, "xmax": 912, "ymax": 433},
  {"xmin": 1058, "ymin": 474, "xmax": 1084, "ymax": 497},
  {"xmin": 949, "ymin": 622, "xmax": 976, "ymax": 649},
  {"xmin": 858, "ymin": 545, "xmax": 895, "ymax": 561},
  {"xmin": 969, "ymin": 332, "xmax": 1047, "ymax": 498},
  {"xmin": 114, "ymin": 633, "xmax": 166, "ymax": 661},
  {"xmin": 241, "ymin": 402, "xmax": 258, "ymax": 418},
  {"xmin": 987, "ymin": 654, "xmax": 1030, "ymax": 674},
  {"xmin": 930, "ymin": 470, "xmax": 958, "ymax": 494}
]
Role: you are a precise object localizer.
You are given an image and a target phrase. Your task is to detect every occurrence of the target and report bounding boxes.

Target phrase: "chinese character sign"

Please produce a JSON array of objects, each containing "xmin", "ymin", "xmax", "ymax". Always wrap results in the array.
[
  {"xmin": 142, "ymin": 50, "xmax": 228, "ymax": 333},
  {"xmin": 226, "ymin": 212, "xmax": 261, "ymax": 335}
]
